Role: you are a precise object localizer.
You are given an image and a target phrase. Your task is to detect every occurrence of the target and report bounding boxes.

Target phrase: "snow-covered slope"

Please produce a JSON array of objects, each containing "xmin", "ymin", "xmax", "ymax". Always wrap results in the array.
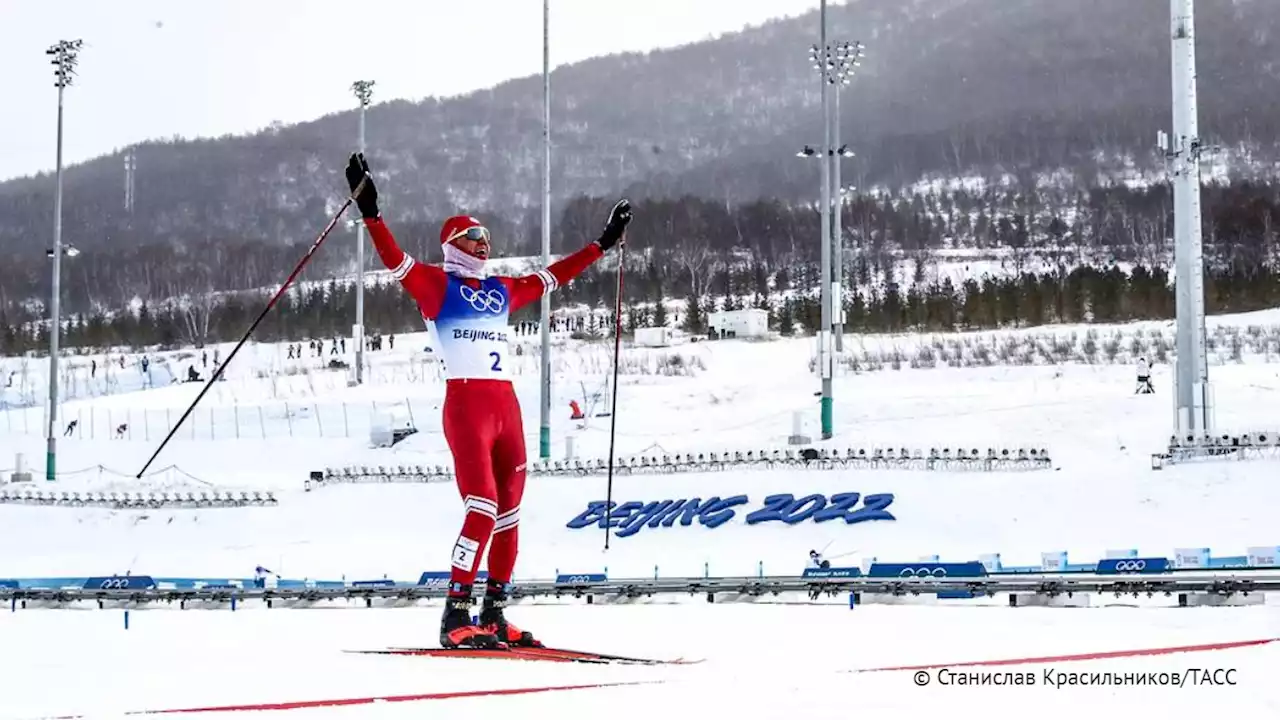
[{"xmin": 3, "ymin": 310, "xmax": 1280, "ymax": 582}]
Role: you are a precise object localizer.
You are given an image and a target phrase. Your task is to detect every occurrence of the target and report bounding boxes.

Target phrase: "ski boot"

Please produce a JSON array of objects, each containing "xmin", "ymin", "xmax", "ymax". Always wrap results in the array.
[
  {"xmin": 479, "ymin": 580, "xmax": 541, "ymax": 648},
  {"xmin": 440, "ymin": 586, "xmax": 503, "ymax": 649}
]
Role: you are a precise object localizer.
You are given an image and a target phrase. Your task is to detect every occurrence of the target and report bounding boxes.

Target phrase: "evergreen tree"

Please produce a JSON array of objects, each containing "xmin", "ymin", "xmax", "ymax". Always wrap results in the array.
[
  {"xmin": 778, "ymin": 298, "xmax": 795, "ymax": 336},
  {"xmin": 683, "ymin": 295, "xmax": 704, "ymax": 333},
  {"xmin": 653, "ymin": 295, "xmax": 669, "ymax": 327},
  {"xmin": 626, "ymin": 302, "xmax": 640, "ymax": 334}
]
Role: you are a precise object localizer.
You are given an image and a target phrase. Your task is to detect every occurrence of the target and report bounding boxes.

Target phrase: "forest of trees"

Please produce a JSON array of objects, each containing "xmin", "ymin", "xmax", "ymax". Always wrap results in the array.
[
  {"xmin": 3, "ymin": 179, "xmax": 1279, "ymax": 354},
  {"xmin": 3, "ymin": 254, "xmax": 1277, "ymax": 358},
  {"xmin": 2, "ymin": 178, "xmax": 1278, "ymax": 319}
]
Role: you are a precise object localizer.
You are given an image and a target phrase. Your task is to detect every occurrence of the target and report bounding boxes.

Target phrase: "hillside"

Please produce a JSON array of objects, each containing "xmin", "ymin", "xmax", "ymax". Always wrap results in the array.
[{"xmin": 1, "ymin": 0, "xmax": 1279, "ymax": 311}]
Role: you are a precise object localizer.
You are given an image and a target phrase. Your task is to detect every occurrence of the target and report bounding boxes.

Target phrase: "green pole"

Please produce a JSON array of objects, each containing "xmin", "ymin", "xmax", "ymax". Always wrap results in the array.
[{"xmin": 821, "ymin": 396, "xmax": 833, "ymax": 438}]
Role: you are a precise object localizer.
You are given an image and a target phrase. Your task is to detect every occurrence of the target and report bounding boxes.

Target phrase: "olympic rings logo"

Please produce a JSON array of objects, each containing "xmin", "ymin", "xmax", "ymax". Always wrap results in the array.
[
  {"xmin": 460, "ymin": 285, "xmax": 505, "ymax": 314},
  {"xmin": 898, "ymin": 567, "xmax": 948, "ymax": 578},
  {"xmin": 1113, "ymin": 560, "xmax": 1146, "ymax": 572}
]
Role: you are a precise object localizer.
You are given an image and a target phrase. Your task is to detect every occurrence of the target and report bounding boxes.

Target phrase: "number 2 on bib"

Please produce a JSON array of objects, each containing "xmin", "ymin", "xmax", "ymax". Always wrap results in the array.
[{"xmin": 489, "ymin": 352, "xmax": 502, "ymax": 372}]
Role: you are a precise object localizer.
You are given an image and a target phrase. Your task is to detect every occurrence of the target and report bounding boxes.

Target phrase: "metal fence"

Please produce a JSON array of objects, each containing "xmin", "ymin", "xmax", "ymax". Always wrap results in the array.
[
  {"xmin": 0, "ymin": 341, "xmax": 704, "ymax": 441},
  {"xmin": 0, "ymin": 398, "xmax": 432, "ymax": 441}
]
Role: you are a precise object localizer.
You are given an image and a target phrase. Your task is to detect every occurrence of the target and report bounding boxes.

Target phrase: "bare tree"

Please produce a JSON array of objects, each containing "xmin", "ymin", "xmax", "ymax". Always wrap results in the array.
[
  {"xmin": 672, "ymin": 240, "xmax": 713, "ymax": 299},
  {"xmin": 180, "ymin": 288, "xmax": 215, "ymax": 349},
  {"xmin": 167, "ymin": 264, "xmax": 215, "ymax": 348}
]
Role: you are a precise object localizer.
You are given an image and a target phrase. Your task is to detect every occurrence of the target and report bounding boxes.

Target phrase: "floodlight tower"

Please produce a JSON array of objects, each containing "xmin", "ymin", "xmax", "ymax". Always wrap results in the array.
[
  {"xmin": 828, "ymin": 40, "xmax": 864, "ymax": 352},
  {"xmin": 1159, "ymin": 0, "xmax": 1213, "ymax": 438},
  {"xmin": 44, "ymin": 38, "xmax": 83, "ymax": 482},
  {"xmin": 799, "ymin": 3, "xmax": 855, "ymax": 439},
  {"xmin": 351, "ymin": 80, "xmax": 375, "ymax": 386}
]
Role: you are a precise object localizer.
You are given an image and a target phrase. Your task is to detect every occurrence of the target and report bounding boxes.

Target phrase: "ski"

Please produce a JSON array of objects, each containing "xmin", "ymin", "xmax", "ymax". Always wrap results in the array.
[
  {"xmin": 347, "ymin": 645, "xmax": 699, "ymax": 665},
  {"xmin": 504, "ymin": 646, "xmax": 701, "ymax": 665}
]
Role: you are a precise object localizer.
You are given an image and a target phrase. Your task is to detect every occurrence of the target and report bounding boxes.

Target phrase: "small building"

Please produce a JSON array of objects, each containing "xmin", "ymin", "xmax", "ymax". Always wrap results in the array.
[
  {"xmin": 634, "ymin": 326, "xmax": 672, "ymax": 347},
  {"xmin": 708, "ymin": 308, "xmax": 769, "ymax": 339}
]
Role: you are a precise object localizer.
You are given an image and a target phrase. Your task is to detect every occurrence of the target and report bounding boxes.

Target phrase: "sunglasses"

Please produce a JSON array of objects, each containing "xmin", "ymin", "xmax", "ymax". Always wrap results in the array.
[{"xmin": 447, "ymin": 226, "xmax": 490, "ymax": 244}]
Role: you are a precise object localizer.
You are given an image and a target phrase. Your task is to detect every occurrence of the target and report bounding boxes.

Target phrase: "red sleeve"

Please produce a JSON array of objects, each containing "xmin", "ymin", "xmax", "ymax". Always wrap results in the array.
[
  {"xmin": 500, "ymin": 242, "xmax": 604, "ymax": 314},
  {"xmin": 365, "ymin": 218, "xmax": 446, "ymax": 320}
]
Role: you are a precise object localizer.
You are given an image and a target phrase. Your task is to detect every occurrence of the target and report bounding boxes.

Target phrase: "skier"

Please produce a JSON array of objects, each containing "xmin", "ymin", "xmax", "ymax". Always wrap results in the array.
[
  {"xmin": 1135, "ymin": 356, "xmax": 1154, "ymax": 394},
  {"xmin": 253, "ymin": 566, "xmax": 278, "ymax": 589},
  {"xmin": 344, "ymin": 153, "xmax": 631, "ymax": 650}
]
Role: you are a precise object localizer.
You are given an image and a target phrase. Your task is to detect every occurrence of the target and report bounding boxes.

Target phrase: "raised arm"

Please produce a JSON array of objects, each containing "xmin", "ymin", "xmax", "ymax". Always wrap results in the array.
[
  {"xmin": 365, "ymin": 218, "xmax": 447, "ymax": 320},
  {"xmin": 345, "ymin": 153, "xmax": 447, "ymax": 320},
  {"xmin": 500, "ymin": 242, "xmax": 603, "ymax": 314},
  {"xmin": 500, "ymin": 199, "xmax": 633, "ymax": 314}
]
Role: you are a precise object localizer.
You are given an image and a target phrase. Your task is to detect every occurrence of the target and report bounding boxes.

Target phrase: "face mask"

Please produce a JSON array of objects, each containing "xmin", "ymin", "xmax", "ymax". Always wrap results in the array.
[{"xmin": 442, "ymin": 243, "xmax": 487, "ymax": 279}]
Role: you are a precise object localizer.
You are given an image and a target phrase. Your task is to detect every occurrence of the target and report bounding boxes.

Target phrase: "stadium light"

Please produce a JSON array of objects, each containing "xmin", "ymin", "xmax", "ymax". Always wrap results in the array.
[
  {"xmin": 799, "ymin": 9, "xmax": 864, "ymax": 440},
  {"xmin": 44, "ymin": 38, "xmax": 83, "ymax": 482}
]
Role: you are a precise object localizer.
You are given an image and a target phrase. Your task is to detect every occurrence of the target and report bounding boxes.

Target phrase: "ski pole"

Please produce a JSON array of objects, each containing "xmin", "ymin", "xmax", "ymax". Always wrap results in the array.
[
  {"xmin": 604, "ymin": 238, "xmax": 626, "ymax": 551},
  {"xmin": 135, "ymin": 175, "xmax": 367, "ymax": 477}
]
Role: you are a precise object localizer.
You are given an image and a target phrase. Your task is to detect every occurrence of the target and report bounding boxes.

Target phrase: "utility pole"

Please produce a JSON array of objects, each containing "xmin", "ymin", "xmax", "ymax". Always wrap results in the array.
[
  {"xmin": 540, "ymin": 0, "xmax": 554, "ymax": 459},
  {"xmin": 1160, "ymin": 0, "xmax": 1213, "ymax": 438},
  {"xmin": 44, "ymin": 39, "xmax": 82, "ymax": 482},
  {"xmin": 817, "ymin": 1, "xmax": 834, "ymax": 439},
  {"xmin": 351, "ymin": 80, "xmax": 374, "ymax": 386}
]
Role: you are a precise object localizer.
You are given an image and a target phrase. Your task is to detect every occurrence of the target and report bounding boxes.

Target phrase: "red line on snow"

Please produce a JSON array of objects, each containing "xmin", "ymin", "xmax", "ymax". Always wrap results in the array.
[
  {"xmin": 44, "ymin": 680, "xmax": 661, "ymax": 718},
  {"xmin": 848, "ymin": 637, "xmax": 1280, "ymax": 674}
]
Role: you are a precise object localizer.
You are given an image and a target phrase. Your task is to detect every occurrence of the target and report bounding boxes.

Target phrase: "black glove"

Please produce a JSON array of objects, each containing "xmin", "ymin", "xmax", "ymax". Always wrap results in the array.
[
  {"xmin": 345, "ymin": 152, "xmax": 380, "ymax": 219},
  {"xmin": 595, "ymin": 198, "xmax": 632, "ymax": 251}
]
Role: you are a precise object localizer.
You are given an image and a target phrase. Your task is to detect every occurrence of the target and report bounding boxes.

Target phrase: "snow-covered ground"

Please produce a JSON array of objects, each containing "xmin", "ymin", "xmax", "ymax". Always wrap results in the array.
[
  {"xmin": 2, "ymin": 604, "xmax": 1278, "ymax": 719},
  {"xmin": 3, "ymin": 313, "xmax": 1280, "ymax": 577},
  {"xmin": 3, "ymin": 310, "xmax": 1280, "ymax": 717}
]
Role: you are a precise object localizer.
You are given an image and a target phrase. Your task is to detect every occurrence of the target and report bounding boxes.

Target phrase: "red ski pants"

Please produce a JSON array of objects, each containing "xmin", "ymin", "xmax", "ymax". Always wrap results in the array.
[{"xmin": 442, "ymin": 379, "xmax": 527, "ymax": 593}]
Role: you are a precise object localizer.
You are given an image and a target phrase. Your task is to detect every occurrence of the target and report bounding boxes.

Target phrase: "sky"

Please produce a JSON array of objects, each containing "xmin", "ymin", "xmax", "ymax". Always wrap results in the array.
[{"xmin": 1, "ymin": 0, "xmax": 826, "ymax": 183}]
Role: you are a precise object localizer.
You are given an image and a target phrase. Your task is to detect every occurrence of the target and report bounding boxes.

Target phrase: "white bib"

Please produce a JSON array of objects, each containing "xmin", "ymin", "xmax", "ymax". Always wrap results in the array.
[{"xmin": 431, "ymin": 275, "xmax": 512, "ymax": 381}]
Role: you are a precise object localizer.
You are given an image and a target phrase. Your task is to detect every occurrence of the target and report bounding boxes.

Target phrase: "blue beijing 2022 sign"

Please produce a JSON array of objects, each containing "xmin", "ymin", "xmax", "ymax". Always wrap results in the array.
[{"xmin": 566, "ymin": 492, "xmax": 895, "ymax": 538}]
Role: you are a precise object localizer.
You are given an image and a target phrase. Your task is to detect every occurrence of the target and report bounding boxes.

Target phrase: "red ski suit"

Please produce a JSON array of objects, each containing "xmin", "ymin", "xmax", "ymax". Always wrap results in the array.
[{"xmin": 365, "ymin": 218, "xmax": 603, "ymax": 591}]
